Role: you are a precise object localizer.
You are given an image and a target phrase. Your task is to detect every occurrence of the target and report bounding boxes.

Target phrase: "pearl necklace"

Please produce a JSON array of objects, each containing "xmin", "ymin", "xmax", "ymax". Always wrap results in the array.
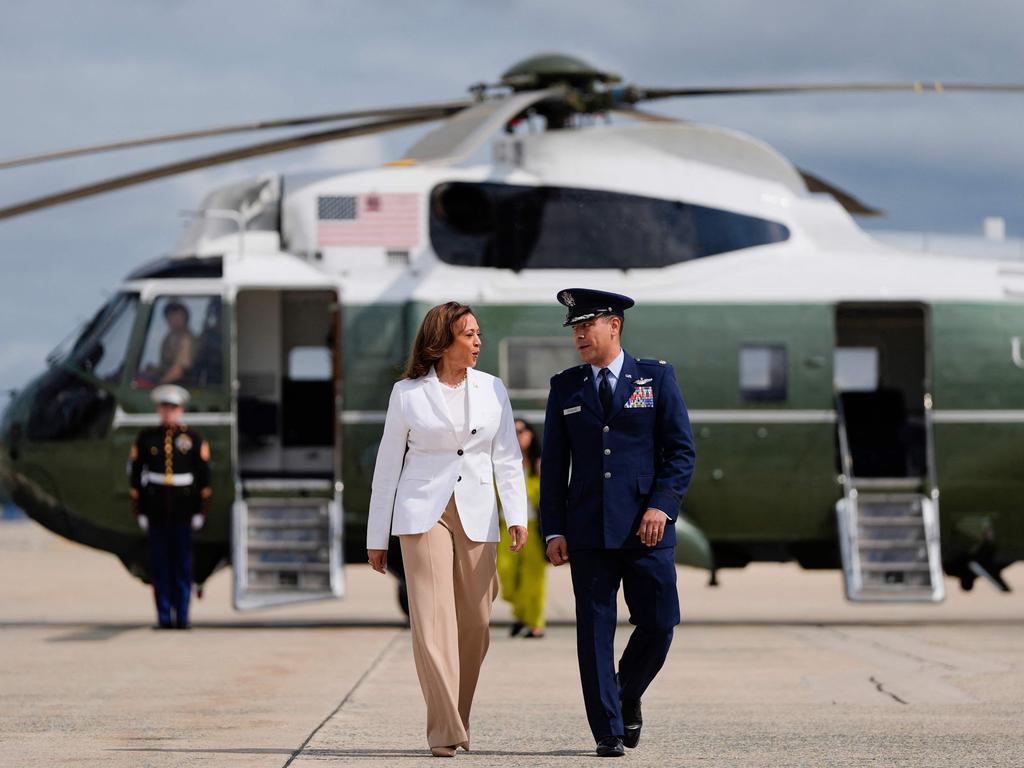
[{"xmin": 439, "ymin": 370, "xmax": 467, "ymax": 389}]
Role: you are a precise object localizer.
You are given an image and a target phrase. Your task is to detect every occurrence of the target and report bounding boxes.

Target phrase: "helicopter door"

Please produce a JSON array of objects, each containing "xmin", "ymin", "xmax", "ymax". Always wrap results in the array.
[
  {"xmin": 833, "ymin": 303, "xmax": 943, "ymax": 602},
  {"xmin": 231, "ymin": 288, "xmax": 343, "ymax": 610}
]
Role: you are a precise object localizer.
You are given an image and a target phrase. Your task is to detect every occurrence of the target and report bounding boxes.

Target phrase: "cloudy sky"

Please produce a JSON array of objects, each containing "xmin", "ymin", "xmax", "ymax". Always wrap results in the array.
[{"xmin": 1, "ymin": 0, "xmax": 1022, "ymax": 395}]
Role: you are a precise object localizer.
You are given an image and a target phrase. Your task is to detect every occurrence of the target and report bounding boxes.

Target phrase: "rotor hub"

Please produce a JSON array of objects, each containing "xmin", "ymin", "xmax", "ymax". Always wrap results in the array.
[{"xmin": 500, "ymin": 53, "xmax": 621, "ymax": 92}]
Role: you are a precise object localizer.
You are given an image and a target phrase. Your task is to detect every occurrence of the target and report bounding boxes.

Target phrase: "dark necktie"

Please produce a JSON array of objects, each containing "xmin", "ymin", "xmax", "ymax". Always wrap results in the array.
[{"xmin": 598, "ymin": 368, "xmax": 613, "ymax": 416}]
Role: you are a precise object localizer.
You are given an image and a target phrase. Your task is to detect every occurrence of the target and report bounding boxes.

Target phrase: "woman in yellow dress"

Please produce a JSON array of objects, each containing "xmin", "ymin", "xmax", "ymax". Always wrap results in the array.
[{"xmin": 498, "ymin": 418, "xmax": 548, "ymax": 638}]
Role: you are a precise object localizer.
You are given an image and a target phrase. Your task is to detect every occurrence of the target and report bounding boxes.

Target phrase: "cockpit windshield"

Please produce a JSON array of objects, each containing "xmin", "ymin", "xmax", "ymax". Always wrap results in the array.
[{"xmin": 63, "ymin": 293, "xmax": 140, "ymax": 384}]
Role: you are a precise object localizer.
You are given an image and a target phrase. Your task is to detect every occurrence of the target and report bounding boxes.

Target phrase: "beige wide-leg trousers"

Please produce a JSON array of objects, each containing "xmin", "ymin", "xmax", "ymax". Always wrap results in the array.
[{"xmin": 399, "ymin": 496, "xmax": 499, "ymax": 749}]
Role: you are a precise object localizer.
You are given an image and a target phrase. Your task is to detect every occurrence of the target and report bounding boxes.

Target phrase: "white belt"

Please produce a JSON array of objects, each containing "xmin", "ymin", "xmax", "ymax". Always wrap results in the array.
[{"xmin": 142, "ymin": 470, "xmax": 195, "ymax": 487}]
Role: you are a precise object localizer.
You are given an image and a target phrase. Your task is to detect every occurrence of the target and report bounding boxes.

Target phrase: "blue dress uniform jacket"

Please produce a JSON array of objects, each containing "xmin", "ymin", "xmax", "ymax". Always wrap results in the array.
[
  {"xmin": 540, "ymin": 352, "xmax": 695, "ymax": 550},
  {"xmin": 539, "ymin": 350, "xmax": 696, "ymax": 744},
  {"xmin": 129, "ymin": 424, "xmax": 211, "ymax": 628}
]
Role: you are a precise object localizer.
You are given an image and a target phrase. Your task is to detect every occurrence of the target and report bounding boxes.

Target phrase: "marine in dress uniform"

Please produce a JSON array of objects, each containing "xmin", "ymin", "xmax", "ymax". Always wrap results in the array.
[
  {"xmin": 129, "ymin": 385, "xmax": 211, "ymax": 629},
  {"xmin": 540, "ymin": 289, "xmax": 696, "ymax": 757}
]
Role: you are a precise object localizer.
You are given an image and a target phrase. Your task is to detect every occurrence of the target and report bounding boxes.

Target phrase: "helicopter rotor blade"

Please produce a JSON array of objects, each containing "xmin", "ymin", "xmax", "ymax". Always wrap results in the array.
[
  {"xmin": 798, "ymin": 169, "xmax": 884, "ymax": 217},
  {"xmin": 0, "ymin": 110, "xmax": 457, "ymax": 221},
  {"xmin": 609, "ymin": 106, "xmax": 682, "ymax": 123},
  {"xmin": 0, "ymin": 99, "xmax": 473, "ymax": 172},
  {"xmin": 634, "ymin": 81, "xmax": 1024, "ymax": 101}
]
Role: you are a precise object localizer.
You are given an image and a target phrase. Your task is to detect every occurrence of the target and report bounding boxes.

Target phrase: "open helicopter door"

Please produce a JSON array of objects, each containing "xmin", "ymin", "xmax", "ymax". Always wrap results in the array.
[
  {"xmin": 230, "ymin": 286, "xmax": 344, "ymax": 610},
  {"xmin": 833, "ymin": 303, "xmax": 944, "ymax": 602}
]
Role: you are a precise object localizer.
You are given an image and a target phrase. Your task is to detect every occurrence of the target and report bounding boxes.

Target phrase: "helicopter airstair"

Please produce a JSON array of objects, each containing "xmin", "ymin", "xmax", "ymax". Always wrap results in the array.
[
  {"xmin": 230, "ymin": 287, "xmax": 346, "ymax": 611},
  {"xmin": 834, "ymin": 397, "xmax": 945, "ymax": 602},
  {"xmin": 232, "ymin": 479, "xmax": 343, "ymax": 610}
]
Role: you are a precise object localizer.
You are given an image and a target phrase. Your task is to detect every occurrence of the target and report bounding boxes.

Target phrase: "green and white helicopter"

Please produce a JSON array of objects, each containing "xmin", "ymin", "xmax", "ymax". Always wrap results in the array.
[{"xmin": 2, "ymin": 54, "xmax": 1022, "ymax": 611}]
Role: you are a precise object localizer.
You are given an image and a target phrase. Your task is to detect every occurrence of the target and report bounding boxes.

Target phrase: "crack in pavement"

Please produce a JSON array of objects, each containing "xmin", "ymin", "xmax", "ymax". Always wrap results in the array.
[
  {"xmin": 282, "ymin": 630, "xmax": 403, "ymax": 768},
  {"xmin": 869, "ymin": 675, "xmax": 909, "ymax": 705}
]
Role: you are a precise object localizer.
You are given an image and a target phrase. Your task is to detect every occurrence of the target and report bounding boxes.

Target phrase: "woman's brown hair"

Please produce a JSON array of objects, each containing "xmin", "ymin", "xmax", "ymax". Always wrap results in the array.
[{"xmin": 401, "ymin": 301, "xmax": 475, "ymax": 379}]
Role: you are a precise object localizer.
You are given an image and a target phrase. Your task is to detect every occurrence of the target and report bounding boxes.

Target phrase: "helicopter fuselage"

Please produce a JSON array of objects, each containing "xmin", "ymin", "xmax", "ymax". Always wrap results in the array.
[{"xmin": 2, "ymin": 120, "xmax": 1021, "ymax": 602}]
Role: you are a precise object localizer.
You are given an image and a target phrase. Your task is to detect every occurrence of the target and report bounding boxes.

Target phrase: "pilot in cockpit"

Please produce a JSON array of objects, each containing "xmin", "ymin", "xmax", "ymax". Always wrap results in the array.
[{"xmin": 138, "ymin": 301, "xmax": 197, "ymax": 387}]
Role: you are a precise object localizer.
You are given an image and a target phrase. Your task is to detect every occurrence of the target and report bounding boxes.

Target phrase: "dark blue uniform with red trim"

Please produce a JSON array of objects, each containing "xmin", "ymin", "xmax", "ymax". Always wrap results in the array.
[
  {"xmin": 540, "ymin": 351, "xmax": 696, "ymax": 742},
  {"xmin": 129, "ymin": 424, "xmax": 211, "ymax": 628}
]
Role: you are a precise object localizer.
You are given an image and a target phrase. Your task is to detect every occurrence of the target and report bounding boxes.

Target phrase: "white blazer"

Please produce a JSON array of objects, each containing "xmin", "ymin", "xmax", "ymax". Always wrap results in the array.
[{"xmin": 366, "ymin": 367, "xmax": 528, "ymax": 550}]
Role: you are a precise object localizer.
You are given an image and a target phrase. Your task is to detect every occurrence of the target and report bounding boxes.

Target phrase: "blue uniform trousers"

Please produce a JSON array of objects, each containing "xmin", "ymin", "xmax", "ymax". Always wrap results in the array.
[
  {"xmin": 148, "ymin": 520, "xmax": 193, "ymax": 627},
  {"xmin": 569, "ymin": 546, "xmax": 679, "ymax": 741}
]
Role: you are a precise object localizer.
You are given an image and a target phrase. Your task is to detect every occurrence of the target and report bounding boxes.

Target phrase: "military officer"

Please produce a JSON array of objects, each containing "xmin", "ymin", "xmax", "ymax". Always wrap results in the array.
[
  {"xmin": 540, "ymin": 288, "xmax": 696, "ymax": 757},
  {"xmin": 129, "ymin": 385, "xmax": 211, "ymax": 629}
]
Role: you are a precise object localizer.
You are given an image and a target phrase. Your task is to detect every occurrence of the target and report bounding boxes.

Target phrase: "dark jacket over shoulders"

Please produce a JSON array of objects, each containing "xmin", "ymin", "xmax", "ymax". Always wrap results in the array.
[
  {"xmin": 129, "ymin": 424, "xmax": 212, "ymax": 522},
  {"xmin": 540, "ymin": 351, "xmax": 696, "ymax": 551}
]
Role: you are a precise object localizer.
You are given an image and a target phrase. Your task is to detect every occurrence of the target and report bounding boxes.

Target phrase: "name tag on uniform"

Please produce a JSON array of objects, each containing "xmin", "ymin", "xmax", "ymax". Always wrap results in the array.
[
  {"xmin": 563, "ymin": 405, "xmax": 582, "ymax": 415},
  {"xmin": 625, "ymin": 386, "xmax": 654, "ymax": 409}
]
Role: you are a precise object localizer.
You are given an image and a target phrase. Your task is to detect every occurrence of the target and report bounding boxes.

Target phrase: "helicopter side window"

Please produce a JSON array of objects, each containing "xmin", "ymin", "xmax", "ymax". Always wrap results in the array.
[
  {"xmin": 739, "ymin": 345, "xmax": 787, "ymax": 402},
  {"xmin": 833, "ymin": 347, "xmax": 879, "ymax": 392},
  {"xmin": 500, "ymin": 337, "xmax": 580, "ymax": 398},
  {"xmin": 429, "ymin": 182, "xmax": 790, "ymax": 271},
  {"xmin": 133, "ymin": 295, "xmax": 223, "ymax": 391}
]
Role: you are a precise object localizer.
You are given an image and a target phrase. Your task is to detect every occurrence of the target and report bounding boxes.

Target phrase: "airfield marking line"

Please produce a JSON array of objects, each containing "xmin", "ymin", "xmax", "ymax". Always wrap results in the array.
[
  {"xmin": 823, "ymin": 625, "xmax": 960, "ymax": 671},
  {"xmin": 281, "ymin": 630, "xmax": 403, "ymax": 768}
]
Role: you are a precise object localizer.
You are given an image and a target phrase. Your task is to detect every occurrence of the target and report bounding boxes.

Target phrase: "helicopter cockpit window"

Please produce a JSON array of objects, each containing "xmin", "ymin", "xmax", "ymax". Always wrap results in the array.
[
  {"xmin": 429, "ymin": 182, "xmax": 790, "ymax": 270},
  {"xmin": 25, "ymin": 293, "xmax": 137, "ymax": 441},
  {"xmin": 740, "ymin": 345, "xmax": 787, "ymax": 402},
  {"xmin": 26, "ymin": 367, "xmax": 114, "ymax": 441},
  {"xmin": 133, "ymin": 295, "xmax": 223, "ymax": 390},
  {"xmin": 65, "ymin": 292, "xmax": 139, "ymax": 384}
]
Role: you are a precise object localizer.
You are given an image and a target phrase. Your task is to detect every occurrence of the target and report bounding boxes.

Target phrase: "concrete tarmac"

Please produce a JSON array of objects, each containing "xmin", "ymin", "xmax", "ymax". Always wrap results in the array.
[{"xmin": 1, "ymin": 521, "xmax": 1022, "ymax": 767}]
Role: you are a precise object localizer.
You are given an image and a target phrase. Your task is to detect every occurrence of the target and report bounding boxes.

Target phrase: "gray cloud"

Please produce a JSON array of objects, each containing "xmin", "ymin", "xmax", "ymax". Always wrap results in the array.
[{"xmin": 1, "ymin": 0, "xmax": 1022, "ymax": 392}]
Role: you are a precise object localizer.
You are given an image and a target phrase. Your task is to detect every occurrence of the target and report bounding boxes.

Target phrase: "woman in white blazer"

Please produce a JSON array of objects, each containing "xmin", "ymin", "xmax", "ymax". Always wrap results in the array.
[{"xmin": 367, "ymin": 301, "xmax": 528, "ymax": 758}]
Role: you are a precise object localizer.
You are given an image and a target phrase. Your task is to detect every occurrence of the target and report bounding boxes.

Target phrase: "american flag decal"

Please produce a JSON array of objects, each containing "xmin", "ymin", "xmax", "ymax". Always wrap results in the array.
[{"xmin": 317, "ymin": 193, "xmax": 419, "ymax": 248}]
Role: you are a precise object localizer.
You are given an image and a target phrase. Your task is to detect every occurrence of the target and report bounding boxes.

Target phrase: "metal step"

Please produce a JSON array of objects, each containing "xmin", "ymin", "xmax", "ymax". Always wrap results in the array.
[
  {"xmin": 858, "ymin": 516, "xmax": 923, "ymax": 527},
  {"xmin": 858, "ymin": 539, "xmax": 926, "ymax": 549},
  {"xmin": 232, "ymin": 490, "xmax": 344, "ymax": 611},
  {"xmin": 246, "ymin": 519, "xmax": 326, "ymax": 530},
  {"xmin": 247, "ymin": 540, "xmax": 327, "ymax": 553},
  {"xmin": 836, "ymin": 490, "xmax": 944, "ymax": 603},
  {"xmin": 853, "ymin": 477, "xmax": 926, "ymax": 492}
]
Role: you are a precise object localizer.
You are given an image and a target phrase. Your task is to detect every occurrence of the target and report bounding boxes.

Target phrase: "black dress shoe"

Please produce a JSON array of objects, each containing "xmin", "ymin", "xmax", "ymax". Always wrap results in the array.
[
  {"xmin": 621, "ymin": 698, "xmax": 642, "ymax": 748},
  {"xmin": 595, "ymin": 736, "xmax": 625, "ymax": 757}
]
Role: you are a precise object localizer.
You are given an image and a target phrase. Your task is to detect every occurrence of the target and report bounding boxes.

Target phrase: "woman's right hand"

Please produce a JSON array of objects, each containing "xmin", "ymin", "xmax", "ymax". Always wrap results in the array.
[{"xmin": 367, "ymin": 549, "xmax": 388, "ymax": 574}]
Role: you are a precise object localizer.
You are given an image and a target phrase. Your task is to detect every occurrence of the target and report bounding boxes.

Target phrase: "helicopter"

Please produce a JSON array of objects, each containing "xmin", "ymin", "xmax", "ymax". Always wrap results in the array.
[{"xmin": 1, "ymin": 53, "xmax": 1022, "ymax": 611}]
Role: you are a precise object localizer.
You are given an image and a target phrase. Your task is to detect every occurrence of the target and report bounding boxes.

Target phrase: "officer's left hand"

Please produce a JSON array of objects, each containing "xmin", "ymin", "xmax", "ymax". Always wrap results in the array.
[
  {"xmin": 191, "ymin": 514, "xmax": 204, "ymax": 532},
  {"xmin": 637, "ymin": 508, "xmax": 669, "ymax": 547}
]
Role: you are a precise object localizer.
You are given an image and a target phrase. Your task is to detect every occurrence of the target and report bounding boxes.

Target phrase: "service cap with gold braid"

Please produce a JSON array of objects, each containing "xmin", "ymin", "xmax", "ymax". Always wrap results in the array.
[{"xmin": 556, "ymin": 288, "xmax": 635, "ymax": 327}]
